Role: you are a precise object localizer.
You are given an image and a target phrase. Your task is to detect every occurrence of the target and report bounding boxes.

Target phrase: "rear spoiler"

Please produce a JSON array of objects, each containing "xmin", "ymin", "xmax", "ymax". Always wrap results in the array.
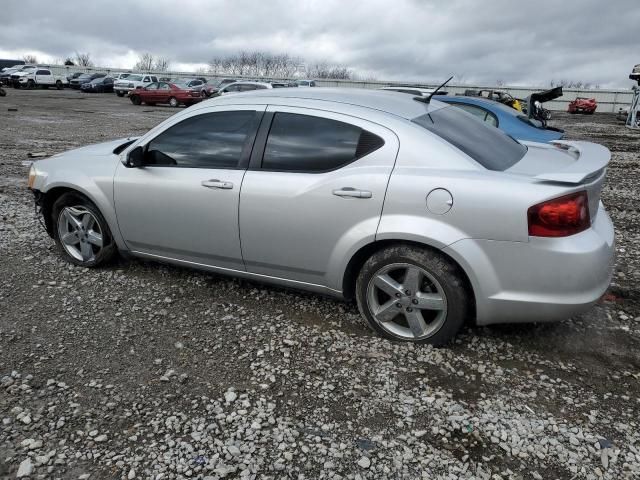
[{"xmin": 534, "ymin": 140, "xmax": 610, "ymax": 184}]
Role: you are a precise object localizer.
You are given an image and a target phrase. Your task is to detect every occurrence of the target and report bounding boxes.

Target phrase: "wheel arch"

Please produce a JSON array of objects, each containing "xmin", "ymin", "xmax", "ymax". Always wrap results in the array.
[
  {"xmin": 40, "ymin": 186, "xmax": 96, "ymax": 237},
  {"xmin": 341, "ymin": 239, "xmax": 476, "ymax": 322}
]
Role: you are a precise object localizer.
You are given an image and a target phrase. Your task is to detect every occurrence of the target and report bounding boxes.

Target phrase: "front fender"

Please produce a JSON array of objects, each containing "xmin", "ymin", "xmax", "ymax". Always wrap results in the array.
[{"xmin": 33, "ymin": 160, "xmax": 126, "ymax": 250}]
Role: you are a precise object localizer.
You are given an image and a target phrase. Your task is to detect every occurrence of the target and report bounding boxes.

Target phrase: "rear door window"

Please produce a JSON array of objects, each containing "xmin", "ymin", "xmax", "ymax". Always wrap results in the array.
[
  {"xmin": 413, "ymin": 106, "xmax": 526, "ymax": 171},
  {"xmin": 261, "ymin": 113, "xmax": 384, "ymax": 172}
]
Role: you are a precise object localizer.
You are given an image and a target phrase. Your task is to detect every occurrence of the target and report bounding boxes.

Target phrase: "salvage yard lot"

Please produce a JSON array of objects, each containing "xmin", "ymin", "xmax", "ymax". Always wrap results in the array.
[{"xmin": 0, "ymin": 89, "xmax": 639, "ymax": 479}]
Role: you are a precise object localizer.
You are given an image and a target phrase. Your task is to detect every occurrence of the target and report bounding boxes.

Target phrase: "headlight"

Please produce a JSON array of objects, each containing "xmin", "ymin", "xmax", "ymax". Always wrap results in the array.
[{"xmin": 28, "ymin": 164, "xmax": 36, "ymax": 189}]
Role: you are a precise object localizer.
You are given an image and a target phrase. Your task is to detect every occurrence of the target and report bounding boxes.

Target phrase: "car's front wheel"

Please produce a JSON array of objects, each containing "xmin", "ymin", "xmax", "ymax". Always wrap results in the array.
[
  {"xmin": 116, "ymin": 91, "xmax": 125, "ymax": 97},
  {"xmin": 52, "ymin": 192, "xmax": 116, "ymax": 267},
  {"xmin": 356, "ymin": 245, "xmax": 468, "ymax": 345},
  {"xmin": 169, "ymin": 96, "xmax": 179, "ymax": 107},
  {"xmin": 130, "ymin": 95, "xmax": 141, "ymax": 105}
]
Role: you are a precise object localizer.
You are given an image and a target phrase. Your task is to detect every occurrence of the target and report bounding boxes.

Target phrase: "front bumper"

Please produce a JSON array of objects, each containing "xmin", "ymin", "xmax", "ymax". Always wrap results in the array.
[{"xmin": 444, "ymin": 204, "xmax": 615, "ymax": 326}]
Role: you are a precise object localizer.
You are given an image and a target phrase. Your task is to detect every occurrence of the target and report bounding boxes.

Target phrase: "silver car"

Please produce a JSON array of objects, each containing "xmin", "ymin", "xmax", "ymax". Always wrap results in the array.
[{"xmin": 28, "ymin": 88, "xmax": 615, "ymax": 345}]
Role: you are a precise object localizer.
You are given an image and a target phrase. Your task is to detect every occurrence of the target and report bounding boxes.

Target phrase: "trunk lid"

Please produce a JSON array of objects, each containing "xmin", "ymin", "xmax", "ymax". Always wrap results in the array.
[{"xmin": 506, "ymin": 140, "xmax": 610, "ymax": 221}]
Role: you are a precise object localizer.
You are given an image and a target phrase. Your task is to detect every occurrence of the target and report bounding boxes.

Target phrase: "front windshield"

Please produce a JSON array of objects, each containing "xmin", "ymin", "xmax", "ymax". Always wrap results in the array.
[
  {"xmin": 412, "ymin": 105, "xmax": 527, "ymax": 171},
  {"xmin": 127, "ymin": 75, "xmax": 142, "ymax": 81}
]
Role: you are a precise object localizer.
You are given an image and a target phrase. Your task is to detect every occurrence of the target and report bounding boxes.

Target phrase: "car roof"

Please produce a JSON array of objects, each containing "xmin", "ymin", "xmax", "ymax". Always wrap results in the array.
[
  {"xmin": 380, "ymin": 86, "xmax": 435, "ymax": 94},
  {"xmin": 209, "ymin": 87, "xmax": 445, "ymax": 119}
]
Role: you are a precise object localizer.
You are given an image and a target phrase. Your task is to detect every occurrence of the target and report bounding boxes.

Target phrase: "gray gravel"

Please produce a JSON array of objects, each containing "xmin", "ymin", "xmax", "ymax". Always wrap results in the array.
[{"xmin": 1, "ymin": 89, "xmax": 639, "ymax": 479}]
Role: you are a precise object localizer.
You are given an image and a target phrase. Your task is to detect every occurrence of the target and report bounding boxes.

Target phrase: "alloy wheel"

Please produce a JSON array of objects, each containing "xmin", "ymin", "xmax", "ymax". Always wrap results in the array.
[
  {"xmin": 366, "ymin": 263, "xmax": 448, "ymax": 340},
  {"xmin": 57, "ymin": 206, "xmax": 104, "ymax": 263}
]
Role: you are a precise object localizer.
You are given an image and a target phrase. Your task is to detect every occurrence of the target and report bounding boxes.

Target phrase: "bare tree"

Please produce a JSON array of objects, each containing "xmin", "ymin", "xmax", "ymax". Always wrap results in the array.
[
  {"xmin": 306, "ymin": 62, "xmax": 352, "ymax": 80},
  {"xmin": 74, "ymin": 52, "xmax": 94, "ymax": 67},
  {"xmin": 208, "ymin": 51, "xmax": 305, "ymax": 79},
  {"xmin": 154, "ymin": 57, "xmax": 171, "ymax": 72},
  {"xmin": 23, "ymin": 54, "xmax": 38, "ymax": 64},
  {"xmin": 550, "ymin": 79, "xmax": 598, "ymax": 89},
  {"xmin": 134, "ymin": 53, "xmax": 155, "ymax": 71}
]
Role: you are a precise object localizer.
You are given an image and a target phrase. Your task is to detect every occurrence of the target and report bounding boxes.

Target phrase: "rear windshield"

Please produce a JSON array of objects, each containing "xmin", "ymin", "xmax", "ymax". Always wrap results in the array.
[{"xmin": 412, "ymin": 106, "xmax": 526, "ymax": 171}]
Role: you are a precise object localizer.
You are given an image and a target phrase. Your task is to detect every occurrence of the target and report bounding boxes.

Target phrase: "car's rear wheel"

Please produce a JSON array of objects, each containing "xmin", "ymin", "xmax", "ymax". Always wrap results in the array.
[
  {"xmin": 200, "ymin": 90, "xmax": 207, "ymax": 98},
  {"xmin": 356, "ymin": 245, "xmax": 468, "ymax": 345},
  {"xmin": 130, "ymin": 95, "xmax": 141, "ymax": 105},
  {"xmin": 169, "ymin": 97, "xmax": 179, "ymax": 107},
  {"xmin": 52, "ymin": 192, "xmax": 116, "ymax": 268},
  {"xmin": 55, "ymin": 80, "xmax": 63, "ymax": 90}
]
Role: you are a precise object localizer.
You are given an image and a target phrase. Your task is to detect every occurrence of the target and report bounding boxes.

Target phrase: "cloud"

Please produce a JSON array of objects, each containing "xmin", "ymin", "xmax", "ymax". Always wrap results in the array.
[{"xmin": 2, "ymin": 0, "xmax": 638, "ymax": 88}]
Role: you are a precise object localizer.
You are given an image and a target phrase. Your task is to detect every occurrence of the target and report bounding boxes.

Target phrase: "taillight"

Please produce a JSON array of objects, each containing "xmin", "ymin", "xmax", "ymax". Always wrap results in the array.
[{"xmin": 527, "ymin": 191, "xmax": 590, "ymax": 237}]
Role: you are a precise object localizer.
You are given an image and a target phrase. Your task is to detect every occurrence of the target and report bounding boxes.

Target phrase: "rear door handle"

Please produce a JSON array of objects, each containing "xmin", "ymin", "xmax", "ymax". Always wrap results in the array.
[
  {"xmin": 201, "ymin": 179, "xmax": 233, "ymax": 190},
  {"xmin": 332, "ymin": 188, "xmax": 372, "ymax": 199}
]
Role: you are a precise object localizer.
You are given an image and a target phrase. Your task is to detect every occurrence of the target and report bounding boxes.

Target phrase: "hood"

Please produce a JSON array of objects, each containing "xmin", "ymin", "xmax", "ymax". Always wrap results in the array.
[
  {"xmin": 49, "ymin": 137, "xmax": 139, "ymax": 160},
  {"xmin": 12, "ymin": 71, "xmax": 32, "ymax": 78}
]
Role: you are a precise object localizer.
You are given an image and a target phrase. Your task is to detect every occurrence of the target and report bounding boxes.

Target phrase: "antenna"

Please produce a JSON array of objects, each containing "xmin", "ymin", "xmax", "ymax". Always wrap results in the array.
[{"xmin": 415, "ymin": 75, "xmax": 454, "ymax": 104}]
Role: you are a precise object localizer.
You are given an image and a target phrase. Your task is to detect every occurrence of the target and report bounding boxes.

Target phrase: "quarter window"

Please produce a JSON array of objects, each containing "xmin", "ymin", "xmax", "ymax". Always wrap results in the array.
[
  {"xmin": 262, "ymin": 113, "xmax": 384, "ymax": 172},
  {"xmin": 36, "ymin": 70, "xmax": 51, "ymax": 75},
  {"xmin": 145, "ymin": 111, "xmax": 259, "ymax": 168}
]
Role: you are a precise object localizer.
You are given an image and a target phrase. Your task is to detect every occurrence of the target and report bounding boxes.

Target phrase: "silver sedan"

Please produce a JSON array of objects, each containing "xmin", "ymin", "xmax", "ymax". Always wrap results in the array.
[{"xmin": 28, "ymin": 88, "xmax": 615, "ymax": 345}]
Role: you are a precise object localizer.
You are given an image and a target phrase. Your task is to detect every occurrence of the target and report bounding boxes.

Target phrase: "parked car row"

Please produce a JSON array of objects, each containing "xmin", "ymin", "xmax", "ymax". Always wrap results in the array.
[
  {"xmin": 125, "ymin": 79, "xmax": 308, "ymax": 108},
  {"xmin": 1, "ymin": 65, "xmax": 68, "ymax": 89}
]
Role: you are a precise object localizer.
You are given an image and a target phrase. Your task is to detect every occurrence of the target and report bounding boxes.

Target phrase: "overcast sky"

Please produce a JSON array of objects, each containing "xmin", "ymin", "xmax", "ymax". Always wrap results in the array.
[{"xmin": 2, "ymin": 0, "xmax": 638, "ymax": 88}]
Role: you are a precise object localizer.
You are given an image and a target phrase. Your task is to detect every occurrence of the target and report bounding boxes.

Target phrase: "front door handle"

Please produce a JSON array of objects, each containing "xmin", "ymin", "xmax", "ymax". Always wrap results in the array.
[
  {"xmin": 332, "ymin": 187, "xmax": 372, "ymax": 199},
  {"xmin": 201, "ymin": 179, "xmax": 233, "ymax": 190}
]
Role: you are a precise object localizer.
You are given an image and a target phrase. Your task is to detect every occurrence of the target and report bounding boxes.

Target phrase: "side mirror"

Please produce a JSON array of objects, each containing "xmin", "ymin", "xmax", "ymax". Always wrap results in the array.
[{"xmin": 126, "ymin": 146, "xmax": 144, "ymax": 168}]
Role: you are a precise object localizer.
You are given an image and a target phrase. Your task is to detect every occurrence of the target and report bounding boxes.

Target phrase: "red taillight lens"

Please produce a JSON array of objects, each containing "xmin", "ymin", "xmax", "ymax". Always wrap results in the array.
[{"xmin": 528, "ymin": 191, "xmax": 590, "ymax": 237}]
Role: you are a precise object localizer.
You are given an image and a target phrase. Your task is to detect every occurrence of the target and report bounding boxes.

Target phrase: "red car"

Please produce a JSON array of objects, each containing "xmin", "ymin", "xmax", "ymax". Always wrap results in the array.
[
  {"xmin": 129, "ymin": 81, "xmax": 203, "ymax": 107},
  {"xmin": 568, "ymin": 97, "xmax": 597, "ymax": 114}
]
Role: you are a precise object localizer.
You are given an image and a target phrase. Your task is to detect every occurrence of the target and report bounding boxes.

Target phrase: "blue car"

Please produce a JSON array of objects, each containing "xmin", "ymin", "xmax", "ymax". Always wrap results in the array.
[{"xmin": 437, "ymin": 95, "xmax": 564, "ymax": 143}]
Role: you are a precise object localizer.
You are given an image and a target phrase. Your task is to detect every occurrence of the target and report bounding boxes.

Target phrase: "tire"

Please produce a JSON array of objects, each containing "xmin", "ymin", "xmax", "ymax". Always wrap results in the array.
[
  {"xmin": 0, "ymin": 87, "xmax": 6, "ymax": 97},
  {"xmin": 27, "ymin": 80, "xmax": 35, "ymax": 89},
  {"xmin": 200, "ymin": 90, "xmax": 207, "ymax": 98},
  {"xmin": 116, "ymin": 91, "xmax": 125, "ymax": 97},
  {"xmin": 130, "ymin": 95, "xmax": 142, "ymax": 105},
  {"xmin": 355, "ymin": 245, "xmax": 469, "ymax": 346},
  {"xmin": 169, "ymin": 96, "xmax": 179, "ymax": 107},
  {"xmin": 55, "ymin": 80, "xmax": 63, "ymax": 90},
  {"xmin": 52, "ymin": 192, "xmax": 116, "ymax": 268}
]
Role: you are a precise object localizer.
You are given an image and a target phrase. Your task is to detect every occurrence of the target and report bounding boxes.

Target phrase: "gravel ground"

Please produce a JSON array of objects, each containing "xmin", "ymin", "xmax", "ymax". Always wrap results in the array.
[{"xmin": 1, "ymin": 89, "xmax": 639, "ymax": 480}]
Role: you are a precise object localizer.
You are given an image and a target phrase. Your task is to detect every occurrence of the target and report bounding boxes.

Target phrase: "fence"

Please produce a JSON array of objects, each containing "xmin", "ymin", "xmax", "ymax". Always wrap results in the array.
[{"xmin": 46, "ymin": 64, "xmax": 634, "ymax": 113}]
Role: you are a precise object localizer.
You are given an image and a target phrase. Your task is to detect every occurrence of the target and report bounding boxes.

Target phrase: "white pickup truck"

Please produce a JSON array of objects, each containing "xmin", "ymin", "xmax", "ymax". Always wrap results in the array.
[
  {"xmin": 114, "ymin": 73, "xmax": 158, "ymax": 97},
  {"xmin": 13, "ymin": 67, "xmax": 68, "ymax": 89}
]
